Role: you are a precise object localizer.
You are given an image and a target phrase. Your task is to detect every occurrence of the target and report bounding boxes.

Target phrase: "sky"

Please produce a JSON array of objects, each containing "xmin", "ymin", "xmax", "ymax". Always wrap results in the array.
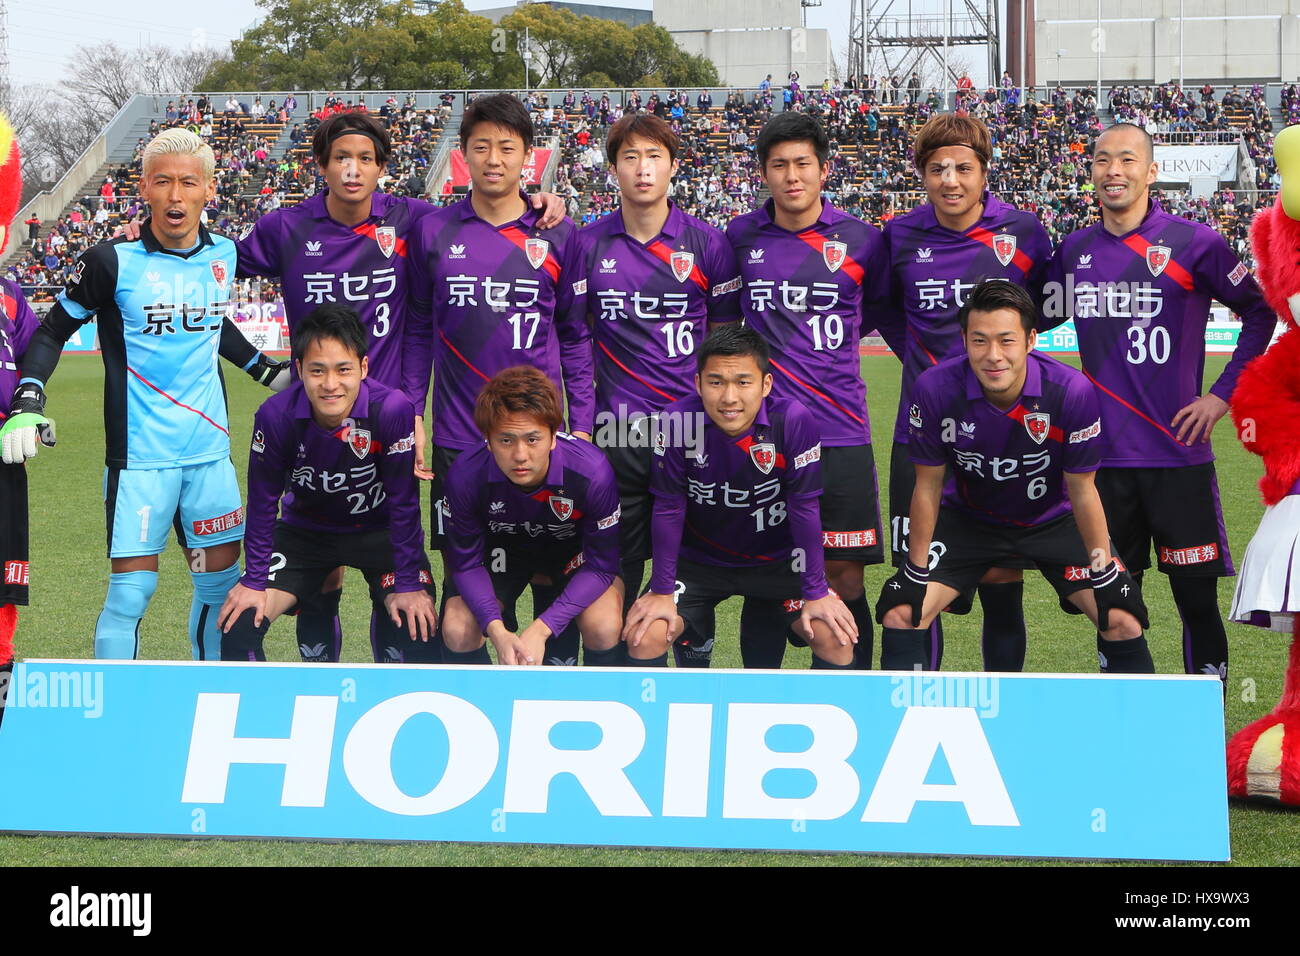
[{"xmin": 8, "ymin": 0, "xmax": 970, "ymax": 91}]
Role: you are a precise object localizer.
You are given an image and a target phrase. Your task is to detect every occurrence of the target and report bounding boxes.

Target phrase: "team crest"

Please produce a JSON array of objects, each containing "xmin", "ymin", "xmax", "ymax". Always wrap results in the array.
[
  {"xmin": 1023, "ymin": 412, "xmax": 1050, "ymax": 445},
  {"xmin": 210, "ymin": 259, "xmax": 228, "ymax": 287},
  {"xmin": 992, "ymin": 234, "xmax": 1017, "ymax": 267},
  {"xmin": 1145, "ymin": 245, "xmax": 1171, "ymax": 278},
  {"xmin": 670, "ymin": 250, "xmax": 695, "ymax": 283},
  {"xmin": 349, "ymin": 426, "xmax": 373, "ymax": 459},
  {"xmin": 549, "ymin": 495, "xmax": 575, "ymax": 521},
  {"xmin": 525, "ymin": 237, "xmax": 550, "ymax": 270},
  {"xmin": 749, "ymin": 442, "xmax": 777, "ymax": 474},
  {"xmin": 822, "ymin": 241, "xmax": 847, "ymax": 273},
  {"xmin": 375, "ymin": 226, "xmax": 396, "ymax": 259}
]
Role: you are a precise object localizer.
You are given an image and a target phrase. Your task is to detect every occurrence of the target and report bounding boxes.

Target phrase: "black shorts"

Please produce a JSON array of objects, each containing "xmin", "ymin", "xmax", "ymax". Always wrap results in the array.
[
  {"xmin": 819, "ymin": 443, "xmax": 885, "ymax": 564},
  {"xmin": 443, "ymin": 545, "xmax": 583, "ymax": 633},
  {"xmin": 673, "ymin": 558, "xmax": 805, "ymax": 647},
  {"xmin": 428, "ymin": 444, "xmax": 464, "ymax": 550},
  {"xmin": 597, "ymin": 435, "xmax": 653, "ymax": 565},
  {"xmin": 889, "ymin": 439, "xmax": 1032, "ymax": 572},
  {"xmin": 927, "ymin": 508, "xmax": 1104, "ymax": 600},
  {"xmin": 266, "ymin": 521, "xmax": 437, "ymax": 607},
  {"xmin": 1096, "ymin": 464, "xmax": 1234, "ymax": 577},
  {"xmin": 0, "ymin": 464, "xmax": 30, "ymax": 606}
]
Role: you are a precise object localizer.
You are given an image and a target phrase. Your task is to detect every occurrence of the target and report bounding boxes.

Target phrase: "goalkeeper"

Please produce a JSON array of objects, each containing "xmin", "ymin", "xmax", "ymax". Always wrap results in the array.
[{"xmin": 3, "ymin": 128, "xmax": 288, "ymax": 662}]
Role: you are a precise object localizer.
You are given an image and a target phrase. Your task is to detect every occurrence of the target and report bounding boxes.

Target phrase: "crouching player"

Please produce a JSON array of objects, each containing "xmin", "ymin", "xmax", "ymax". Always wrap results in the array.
[
  {"xmin": 440, "ymin": 366, "xmax": 624, "ymax": 666},
  {"xmin": 218, "ymin": 305, "xmax": 438, "ymax": 661},
  {"xmin": 624, "ymin": 324, "xmax": 859, "ymax": 668},
  {"xmin": 876, "ymin": 281, "xmax": 1152, "ymax": 673}
]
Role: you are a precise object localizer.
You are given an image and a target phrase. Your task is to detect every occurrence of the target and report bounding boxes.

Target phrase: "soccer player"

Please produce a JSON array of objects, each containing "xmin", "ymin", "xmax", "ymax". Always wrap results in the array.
[
  {"xmin": 4, "ymin": 128, "xmax": 287, "ymax": 661},
  {"xmin": 0, "ymin": 278, "xmax": 47, "ymax": 721},
  {"xmin": 574, "ymin": 113, "xmax": 741, "ymax": 659},
  {"xmin": 877, "ymin": 281, "xmax": 1152, "ymax": 673},
  {"xmin": 726, "ymin": 111, "xmax": 886, "ymax": 669},
  {"xmin": 217, "ymin": 304, "xmax": 437, "ymax": 661},
  {"xmin": 440, "ymin": 366, "xmax": 623, "ymax": 666},
  {"xmin": 407, "ymin": 93, "xmax": 594, "ymax": 663},
  {"xmin": 624, "ymin": 324, "xmax": 859, "ymax": 668},
  {"xmin": 1042, "ymin": 122, "xmax": 1275, "ymax": 682},
  {"xmin": 869, "ymin": 113, "xmax": 1053, "ymax": 672}
]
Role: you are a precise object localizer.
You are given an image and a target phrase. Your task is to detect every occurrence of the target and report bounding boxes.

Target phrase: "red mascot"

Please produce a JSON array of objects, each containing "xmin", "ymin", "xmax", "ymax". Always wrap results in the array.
[{"xmin": 1227, "ymin": 123, "xmax": 1300, "ymax": 802}]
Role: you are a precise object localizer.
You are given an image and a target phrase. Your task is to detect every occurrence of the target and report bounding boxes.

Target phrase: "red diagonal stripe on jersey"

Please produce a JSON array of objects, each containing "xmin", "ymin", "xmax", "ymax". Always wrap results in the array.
[
  {"xmin": 1004, "ymin": 403, "xmax": 1064, "ymax": 443},
  {"xmin": 1082, "ymin": 367, "xmax": 1180, "ymax": 443},
  {"xmin": 734, "ymin": 434, "xmax": 787, "ymax": 469},
  {"xmin": 957, "ymin": 481, "xmax": 1034, "ymax": 528},
  {"xmin": 500, "ymin": 225, "xmax": 561, "ymax": 281},
  {"xmin": 909, "ymin": 325, "xmax": 939, "ymax": 366},
  {"xmin": 126, "ymin": 366, "xmax": 229, "ymax": 435},
  {"xmin": 770, "ymin": 358, "xmax": 865, "ymax": 425},
  {"xmin": 597, "ymin": 341, "xmax": 678, "ymax": 402},
  {"xmin": 644, "ymin": 240, "xmax": 708, "ymax": 291},
  {"xmin": 966, "ymin": 226, "xmax": 1034, "ymax": 275},
  {"xmin": 528, "ymin": 489, "xmax": 584, "ymax": 519},
  {"xmin": 439, "ymin": 330, "xmax": 490, "ymax": 382},
  {"xmin": 685, "ymin": 519, "xmax": 774, "ymax": 562},
  {"xmin": 795, "ymin": 228, "xmax": 864, "ymax": 284},
  {"xmin": 1120, "ymin": 233, "xmax": 1194, "ymax": 291},
  {"xmin": 352, "ymin": 222, "xmax": 408, "ymax": 258}
]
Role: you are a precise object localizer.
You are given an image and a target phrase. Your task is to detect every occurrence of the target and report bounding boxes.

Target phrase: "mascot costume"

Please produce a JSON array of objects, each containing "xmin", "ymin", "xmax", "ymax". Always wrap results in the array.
[
  {"xmin": 1227, "ymin": 123, "xmax": 1300, "ymax": 802},
  {"xmin": 0, "ymin": 114, "xmax": 54, "ymax": 725}
]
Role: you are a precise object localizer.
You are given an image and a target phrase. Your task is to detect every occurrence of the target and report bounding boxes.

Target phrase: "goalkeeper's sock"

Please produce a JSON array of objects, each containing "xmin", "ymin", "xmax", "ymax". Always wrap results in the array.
[
  {"xmin": 296, "ymin": 588, "xmax": 342, "ymax": 663},
  {"xmin": 189, "ymin": 563, "xmax": 241, "ymax": 661},
  {"xmin": 222, "ymin": 608, "xmax": 272, "ymax": 662},
  {"xmin": 1170, "ymin": 575, "xmax": 1228, "ymax": 683},
  {"xmin": 881, "ymin": 627, "xmax": 928, "ymax": 672},
  {"xmin": 978, "ymin": 581, "xmax": 1027, "ymax": 672},
  {"xmin": 582, "ymin": 643, "xmax": 624, "ymax": 667},
  {"xmin": 94, "ymin": 570, "xmax": 157, "ymax": 659},
  {"xmin": 442, "ymin": 644, "xmax": 491, "ymax": 665},
  {"xmin": 1097, "ymin": 632, "xmax": 1155, "ymax": 674}
]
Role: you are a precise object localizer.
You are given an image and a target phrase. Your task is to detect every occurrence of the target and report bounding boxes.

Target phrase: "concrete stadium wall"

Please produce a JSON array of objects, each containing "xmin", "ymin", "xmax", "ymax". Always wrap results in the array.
[
  {"xmin": 654, "ymin": 0, "xmax": 803, "ymax": 32},
  {"xmin": 671, "ymin": 27, "xmax": 833, "ymax": 87},
  {"xmin": 1037, "ymin": 0, "xmax": 1300, "ymax": 84}
]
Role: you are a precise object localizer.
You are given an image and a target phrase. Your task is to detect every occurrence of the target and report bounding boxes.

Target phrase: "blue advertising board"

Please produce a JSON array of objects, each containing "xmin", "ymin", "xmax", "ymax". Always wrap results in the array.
[{"xmin": 0, "ymin": 660, "xmax": 1228, "ymax": 860}]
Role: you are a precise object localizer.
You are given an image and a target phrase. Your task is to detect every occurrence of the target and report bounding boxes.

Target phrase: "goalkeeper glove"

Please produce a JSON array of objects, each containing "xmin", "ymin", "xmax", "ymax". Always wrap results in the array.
[
  {"xmin": 1090, "ymin": 559, "xmax": 1149, "ymax": 631},
  {"xmin": 1, "ymin": 382, "xmax": 56, "ymax": 464},
  {"xmin": 247, "ymin": 354, "xmax": 291, "ymax": 392},
  {"xmin": 875, "ymin": 559, "xmax": 929, "ymax": 627}
]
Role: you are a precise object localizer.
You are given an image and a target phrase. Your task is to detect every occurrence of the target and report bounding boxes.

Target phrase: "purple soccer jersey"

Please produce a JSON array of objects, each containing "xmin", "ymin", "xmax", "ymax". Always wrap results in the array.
[
  {"xmin": 649, "ymin": 394, "xmax": 829, "ymax": 599},
  {"xmin": 241, "ymin": 379, "xmax": 424, "ymax": 591},
  {"xmin": 909, "ymin": 351, "xmax": 1104, "ymax": 527},
  {"xmin": 407, "ymin": 194, "xmax": 595, "ymax": 450},
  {"xmin": 236, "ymin": 191, "xmax": 437, "ymax": 407},
  {"xmin": 870, "ymin": 192, "xmax": 1053, "ymax": 443},
  {"xmin": 726, "ymin": 199, "xmax": 887, "ymax": 446},
  {"xmin": 1043, "ymin": 199, "xmax": 1275, "ymax": 467},
  {"xmin": 443, "ymin": 433, "xmax": 621, "ymax": 635},
  {"xmin": 0, "ymin": 279, "xmax": 39, "ymax": 411},
  {"xmin": 577, "ymin": 202, "xmax": 741, "ymax": 417}
]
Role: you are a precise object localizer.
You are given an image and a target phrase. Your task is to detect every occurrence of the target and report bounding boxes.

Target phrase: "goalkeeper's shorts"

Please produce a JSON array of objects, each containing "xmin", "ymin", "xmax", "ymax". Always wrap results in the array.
[{"xmin": 104, "ymin": 459, "xmax": 244, "ymax": 558}]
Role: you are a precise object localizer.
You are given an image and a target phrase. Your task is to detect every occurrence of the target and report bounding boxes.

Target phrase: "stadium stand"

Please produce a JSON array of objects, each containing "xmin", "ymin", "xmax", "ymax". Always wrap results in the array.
[{"xmin": 8, "ymin": 82, "xmax": 1292, "ymax": 304}]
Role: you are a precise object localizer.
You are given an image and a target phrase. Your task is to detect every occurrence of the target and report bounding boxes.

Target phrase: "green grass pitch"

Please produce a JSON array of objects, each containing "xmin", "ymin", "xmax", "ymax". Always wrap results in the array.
[{"xmin": 2, "ymin": 352, "xmax": 1293, "ymax": 866}]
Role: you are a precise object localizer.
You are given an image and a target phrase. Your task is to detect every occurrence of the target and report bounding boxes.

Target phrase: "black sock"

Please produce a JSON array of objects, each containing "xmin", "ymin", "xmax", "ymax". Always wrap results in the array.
[
  {"xmin": 673, "ymin": 639, "xmax": 712, "ymax": 667},
  {"xmin": 1097, "ymin": 632, "xmax": 1155, "ymax": 674},
  {"xmin": 979, "ymin": 581, "xmax": 1026, "ymax": 672},
  {"xmin": 740, "ymin": 599, "xmax": 789, "ymax": 668},
  {"xmin": 296, "ymin": 588, "xmax": 342, "ymax": 662},
  {"xmin": 626, "ymin": 652, "xmax": 668, "ymax": 667},
  {"xmin": 881, "ymin": 627, "xmax": 929, "ymax": 671},
  {"xmin": 222, "ymin": 608, "xmax": 273, "ymax": 662},
  {"xmin": 583, "ymin": 644, "xmax": 625, "ymax": 667},
  {"xmin": 1170, "ymin": 575, "xmax": 1228, "ymax": 683},
  {"xmin": 927, "ymin": 616, "xmax": 944, "ymax": 670},
  {"xmin": 544, "ymin": 626, "xmax": 581, "ymax": 666},
  {"xmin": 846, "ymin": 594, "xmax": 874, "ymax": 670},
  {"xmin": 443, "ymin": 645, "xmax": 492, "ymax": 665},
  {"xmin": 811, "ymin": 654, "xmax": 855, "ymax": 670}
]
